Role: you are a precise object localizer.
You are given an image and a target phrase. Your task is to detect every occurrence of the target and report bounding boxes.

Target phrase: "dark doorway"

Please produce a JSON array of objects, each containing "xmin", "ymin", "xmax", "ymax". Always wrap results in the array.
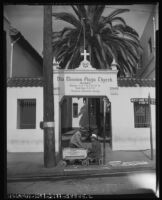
[
  {"xmin": 60, "ymin": 96, "xmax": 112, "ymax": 149},
  {"xmin": 88, "ymin": 98, "xmax": 100, "ymax": 129},
  {"xmin": 88, "ymin": 97, "xmax": 111, "ymax": 139}
]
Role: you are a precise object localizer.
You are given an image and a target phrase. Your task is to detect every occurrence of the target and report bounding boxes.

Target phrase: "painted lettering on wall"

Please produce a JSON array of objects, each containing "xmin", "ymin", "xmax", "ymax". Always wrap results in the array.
[
  {"xmin": 57, "ymin": 76, "xmax": 113, "ymax": 83},
  {"xmin": 54, "ymin": 71, "xmax": 118, "ymax": 95}
]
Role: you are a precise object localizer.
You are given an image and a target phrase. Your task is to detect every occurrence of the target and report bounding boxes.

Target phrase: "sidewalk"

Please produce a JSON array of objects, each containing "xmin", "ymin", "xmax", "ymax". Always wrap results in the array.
[{"xmin": 7, "ymin": 146, "xmax": 156, "ymax": 181}]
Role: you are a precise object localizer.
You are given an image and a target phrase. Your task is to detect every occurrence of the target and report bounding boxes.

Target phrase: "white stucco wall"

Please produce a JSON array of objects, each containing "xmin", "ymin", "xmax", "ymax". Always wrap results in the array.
[
  {"xmin": 7, "ymin": 87, "xmax": 44, "ymax": 152},
  {"xmin": 111, "ymin": 87, "xmax": 155, "ymax": 150},
  {"xmin": 7, "ymin": 85, "xmax": 156, "ymax": 152}
]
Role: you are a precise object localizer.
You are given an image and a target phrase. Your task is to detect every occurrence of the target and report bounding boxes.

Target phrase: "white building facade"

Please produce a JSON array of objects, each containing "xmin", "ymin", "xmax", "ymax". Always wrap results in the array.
[{"xmin": 7, "ymin": 76, "xmax": 155, "ymax": 153}]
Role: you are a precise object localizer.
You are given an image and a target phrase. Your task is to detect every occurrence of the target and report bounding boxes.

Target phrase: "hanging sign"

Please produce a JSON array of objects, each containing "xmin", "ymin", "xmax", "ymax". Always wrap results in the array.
[{"xmin": 130, "ymin": 98, "xmax": 155, "ymax": 105}]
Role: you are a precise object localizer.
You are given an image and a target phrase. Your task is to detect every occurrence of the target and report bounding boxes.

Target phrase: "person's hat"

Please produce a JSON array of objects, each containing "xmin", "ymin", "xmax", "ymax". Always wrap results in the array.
[{"xmin": 91, "ymin": 134, "xmax": 97, "ymax": 139}]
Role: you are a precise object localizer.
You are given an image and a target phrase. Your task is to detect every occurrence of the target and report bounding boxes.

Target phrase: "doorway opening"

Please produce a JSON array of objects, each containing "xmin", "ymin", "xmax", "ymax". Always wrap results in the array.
[{"xmin": 60, "ymin": 96, "xmax": 112, "ymax": 151}]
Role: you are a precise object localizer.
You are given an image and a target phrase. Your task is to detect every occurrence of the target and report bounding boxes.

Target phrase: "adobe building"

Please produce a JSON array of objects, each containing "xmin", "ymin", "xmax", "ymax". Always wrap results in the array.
[
  {"xmin": 4, "ymin": 14, "xmax": 43, "ymax": 152},
  {"xmin": 5, "ymin": 14, "xmax": 156, "ymax": 162},
  {"xmin": 3, "ymin": 13, "xmax": 43, "ymax": 78},
  {"xmin": 7, "ymin": 54, "xmax": 156, "ymax": 159}
]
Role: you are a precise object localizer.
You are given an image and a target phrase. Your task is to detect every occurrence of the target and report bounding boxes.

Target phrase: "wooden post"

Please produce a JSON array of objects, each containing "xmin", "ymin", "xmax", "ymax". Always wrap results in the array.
[
  {"xmin": 103, "ymin": 97, "xmax": 106, "ymax": 165},
  {"xmin": 43, "ymin": 5, "xmax": 56, "ymax": 167},
  {"xmin": 87, "ymin": 97, "xmax": 90, "ymax": 131},
  {"xmin": 148, "ymin": 93, "xmax": 153, "ymax": 160}
]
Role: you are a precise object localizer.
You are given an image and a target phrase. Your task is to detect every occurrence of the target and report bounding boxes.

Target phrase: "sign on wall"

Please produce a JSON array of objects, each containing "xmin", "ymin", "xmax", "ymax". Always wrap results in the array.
[
  {"xmin": 130, "ymin": 98, "xmax": 156, "ymax": 105},
  {"xmin": 53, "ymin": 70, "xmax": 118, "ymax": 96}
]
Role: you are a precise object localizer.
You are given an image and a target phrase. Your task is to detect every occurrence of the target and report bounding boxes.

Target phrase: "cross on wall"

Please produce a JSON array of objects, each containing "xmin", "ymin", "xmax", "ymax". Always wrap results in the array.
[{"xmin": 81, "ymin": 49, "xmax": 90, "ymax": 61}]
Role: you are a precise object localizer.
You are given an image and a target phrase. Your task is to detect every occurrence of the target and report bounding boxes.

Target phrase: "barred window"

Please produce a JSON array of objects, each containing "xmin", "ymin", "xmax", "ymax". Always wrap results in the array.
[
  {"xmin": 17, "ymin": 99, "xmax": 36, "ymax": 129},
  {"xmin": 73, "ymin": 103, "xmax": 78, "ymax": 118},
  {"xmin": 134, "ymin": 102, "xmax": 149, "ymax": 128}
]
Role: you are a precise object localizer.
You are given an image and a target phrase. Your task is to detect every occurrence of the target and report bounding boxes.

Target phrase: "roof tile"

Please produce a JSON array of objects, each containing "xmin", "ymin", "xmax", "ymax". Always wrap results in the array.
[
  {"xmin": 7, "ymin": 77, "xmax": 43, "ymax": 87},
  {"xmin": 7, "ymin": 77, "xmax": 155, "ymax": 88},
  {"xmin": 117, "ymin": 78, "xmax": 155, "ymax": 87}
]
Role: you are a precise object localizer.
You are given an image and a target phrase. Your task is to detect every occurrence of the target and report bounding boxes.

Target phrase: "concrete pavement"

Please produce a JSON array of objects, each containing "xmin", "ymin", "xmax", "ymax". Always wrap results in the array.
[
  {"xmin": 7, "ymin": 146, "xmax": 156, "ymax": 182},
  {"xmin": 7, "ymin": 172, "xmax": 157, "ymax": 196}
]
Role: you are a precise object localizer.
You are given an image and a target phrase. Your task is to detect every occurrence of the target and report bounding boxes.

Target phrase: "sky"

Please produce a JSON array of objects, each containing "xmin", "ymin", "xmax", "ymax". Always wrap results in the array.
[{"xmin": 4, "ymin": 4, "xmax": 155, "ymax": 56}]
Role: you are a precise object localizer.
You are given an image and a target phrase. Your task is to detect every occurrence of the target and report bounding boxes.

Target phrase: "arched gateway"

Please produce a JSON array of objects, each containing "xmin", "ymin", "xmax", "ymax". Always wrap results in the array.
[
  {"xmin": 52, "ymin": 50, "xmax": 155, "ymax": 163},
  {"xmin": 53, "ymin": 51, "xmax": 118, "ymax": 161}
]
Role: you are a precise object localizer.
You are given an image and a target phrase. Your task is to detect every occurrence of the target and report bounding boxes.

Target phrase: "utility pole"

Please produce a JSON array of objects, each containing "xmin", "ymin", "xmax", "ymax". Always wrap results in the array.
[{"xmin": 43, "ymin": 5, "xmax": 56, "ymax": 167}]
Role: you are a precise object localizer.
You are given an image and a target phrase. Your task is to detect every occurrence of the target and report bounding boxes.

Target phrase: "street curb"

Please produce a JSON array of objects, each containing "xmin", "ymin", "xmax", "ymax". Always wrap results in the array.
[{"xmin": 7, "ymin": 167, "xmax": 155, "ymax": 182}]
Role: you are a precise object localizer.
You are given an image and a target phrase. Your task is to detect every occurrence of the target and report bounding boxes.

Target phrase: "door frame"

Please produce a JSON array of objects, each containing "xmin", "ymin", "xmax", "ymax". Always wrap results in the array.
[{"xmin": 59, "ymin": 95, "xmax": 112, "ymax": 160}]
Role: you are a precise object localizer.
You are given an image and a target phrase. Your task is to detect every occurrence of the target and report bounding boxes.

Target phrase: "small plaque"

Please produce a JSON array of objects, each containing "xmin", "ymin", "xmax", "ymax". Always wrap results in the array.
[
  {"xmin": 110, "ymin": 87, "xmax": 118, "ymax": 95},
  {"xmin": 43, "ymin": 121, "xmax": 55, "ymax": 128}
]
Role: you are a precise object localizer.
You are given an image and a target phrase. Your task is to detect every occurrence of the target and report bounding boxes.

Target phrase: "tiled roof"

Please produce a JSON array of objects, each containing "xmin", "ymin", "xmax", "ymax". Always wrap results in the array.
[
  {"xmin": 117, "ymin": 77, "xmax": 155, "ymax": 87},
  {"xmin": 7, "ymin": 77, "xmax": 155, "ymax": 87},
  {"xmin": 7, "ymin": 77, "xmax": 43, "ymax": 87}
]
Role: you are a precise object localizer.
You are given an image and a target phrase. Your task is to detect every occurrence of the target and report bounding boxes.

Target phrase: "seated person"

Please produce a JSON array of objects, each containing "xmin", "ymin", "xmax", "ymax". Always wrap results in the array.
[
  {"xmin": 88, "ymin": 134, "xmax": 101, "ymax": 162},
  {"xmin": 69, "ymin": 127, "xmax": 88, "ymax": 148}
]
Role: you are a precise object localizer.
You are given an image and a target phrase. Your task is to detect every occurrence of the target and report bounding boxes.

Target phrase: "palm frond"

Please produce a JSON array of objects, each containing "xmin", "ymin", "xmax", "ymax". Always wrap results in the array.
[
  {"xmin": 118, "ymin": 45, "xmax": 128, "ymax": 62},
  {"xmin": 93, "ymin": 6, "xmax": 105, "ymax": 25},
  {"xmin": 96, "ymin": 34, "xmax": 107, "ymax": 67},
  {"xmin": 106, "ymin": 8, "xmax": 129, "ymax": 19},
  {"xmin": 52, "ymin": 31, "xmax": 62, "ymax": 38},
  {"xmin": 123, "ymin": 32, "xmax": 140, "ymax": 44},
  {"xmin": 104, "ymin": 43, "xmax": 115, "ymax": 59},
  {"xmin": 124, "ymin": 25, "xmax": 139, "ymax": 37},
  {"xmin": 60, "ymin": 27, "xmax": 76, "ymax": 38},
  {"xmin": 107, "ymin": 36, "xmax": 141, "ymax": 59},
  {"xmin": 71, "ymin": 5, "xmax": 81, "ymax": 20},
  {"xmin": 76, "ymin": 5, "xmax": 87, "ymax": 19},
  {"xmin": 65, "ymin": 52, "xmax": 74, "ymax": 69},
  {"xmin": 100, "ymin": 25, "xmax": 113, "ymax": 35},
  {"xmin": 87, "ymin": 5, "xmax": 97, "ymax": 15},
  {"xmin": 94, "ymin": 47, "xmax": 105, "ymax": 69},
  {"xmin": 111, "ymin": 17, "xmax": 127, "ymax": 26},
  {"xmin": 52, "ymin": 6, "xmax": 141, "ymax": 76},
  {"xmin": 122, "ymin": 38, "xmax": 143, "ymax": 53},
  {"xmin": 52, "ymin": 12, "xmax": 81, "ymax": 28}
]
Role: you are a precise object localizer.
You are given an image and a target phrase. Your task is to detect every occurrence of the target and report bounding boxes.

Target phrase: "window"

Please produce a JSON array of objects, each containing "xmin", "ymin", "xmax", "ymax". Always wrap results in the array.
[
  {"xmin": 134, "ymin": 102, "xmax": 149, "ymax": 128},
  {"xmin": 148, "ymin": 37, "xmax": 152, "ymax": 55},
  {"xmin": 17, "ymin": 99, "xmax": 36, "ymax": 129},
  {"xmin": 73, "ymin": 103, "xmax": 78, "ymax": 118}
]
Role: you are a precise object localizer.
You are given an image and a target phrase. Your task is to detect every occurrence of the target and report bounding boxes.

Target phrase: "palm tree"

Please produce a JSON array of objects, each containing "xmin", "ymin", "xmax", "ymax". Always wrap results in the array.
[{"xmin": 52, "ymin": 5, "xmax": 143, "ymax": 77}]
